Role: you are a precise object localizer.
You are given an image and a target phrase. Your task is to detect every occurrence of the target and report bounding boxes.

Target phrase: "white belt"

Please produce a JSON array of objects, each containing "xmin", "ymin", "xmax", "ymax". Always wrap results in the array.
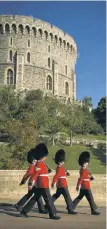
[
  {"xmin": 59, "ymin": 176, "xmax": 66, "ymax": 179},
  {"xmin": 39, "ymin": 174, "xmax": 48, "ymax": 177},
  {"xmin": 83, "ymin": 179, "xmax": 90, "ymax": 181}
]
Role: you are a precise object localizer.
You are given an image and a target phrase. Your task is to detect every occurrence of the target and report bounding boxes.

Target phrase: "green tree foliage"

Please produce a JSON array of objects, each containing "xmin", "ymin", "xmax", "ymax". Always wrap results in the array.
[
  {"xmin": 43, "ymin": 96, "xmax": 63, "ymax": 145},
  {"xmin": 82, "ymin": 96, "xmax": 92, "ymax": 108},
  {"xmin": 93, "ymin": 97, "xmax": 106, "ymax": 132},
  {"xmin": 0, "ymin": 86, "xmax": 105, "ymax": 169}
]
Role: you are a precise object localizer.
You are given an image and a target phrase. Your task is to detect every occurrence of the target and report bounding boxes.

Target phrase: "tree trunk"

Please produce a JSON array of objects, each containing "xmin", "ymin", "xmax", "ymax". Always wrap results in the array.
[
  {"xmin": 70, "ymin": 131, "xmax": 72, "ymax": 146},
  {"xmin": 52, "ymin": 134, "xmax": 55, "ymax": 146}
]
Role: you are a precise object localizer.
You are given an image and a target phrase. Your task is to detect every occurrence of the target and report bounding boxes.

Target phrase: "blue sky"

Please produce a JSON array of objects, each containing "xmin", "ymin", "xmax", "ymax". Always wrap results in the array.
[{"xmin": 0, "ymin": 1, "xmax": 106, "ymax": 108}]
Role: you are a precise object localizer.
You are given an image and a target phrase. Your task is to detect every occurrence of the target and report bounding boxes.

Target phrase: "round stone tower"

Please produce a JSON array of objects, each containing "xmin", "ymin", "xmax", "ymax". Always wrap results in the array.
[{"xmin": 0, "ymin": 15, "xmax": 77, "ymax": 101}]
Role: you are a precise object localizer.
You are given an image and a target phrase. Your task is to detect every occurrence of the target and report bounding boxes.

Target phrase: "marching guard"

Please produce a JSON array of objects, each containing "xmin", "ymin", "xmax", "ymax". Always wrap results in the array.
[
  {"xmin": 14, "ymin": 148, "xmax": 46, "ymax": 213},
  {"xmin": 51, "ymin": 149, "xmax": 77, "ymax": 214},
  {"xmin": 20, "ymin": 143, "xmax": 60, "ymax": 220},
  {"xmin": 73, "ymin": 151, "xmax": 100, "ymax": 215}
]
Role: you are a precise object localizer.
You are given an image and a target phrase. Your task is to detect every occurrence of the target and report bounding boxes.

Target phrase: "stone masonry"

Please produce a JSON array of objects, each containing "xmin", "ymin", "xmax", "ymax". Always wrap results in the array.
[{"xmin": 0, "ymin": 15, "xmax": 77, "ymax": 102}]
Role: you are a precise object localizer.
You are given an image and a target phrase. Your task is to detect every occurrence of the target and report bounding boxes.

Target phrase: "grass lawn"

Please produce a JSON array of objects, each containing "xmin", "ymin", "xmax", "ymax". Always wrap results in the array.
[
  {"xmin": 73, "ymin": 134, "xmax": 106, "ymax": 141},
  {"xmin": 46, "ymin": 145, "xmax": 106, "ymax": 174}
]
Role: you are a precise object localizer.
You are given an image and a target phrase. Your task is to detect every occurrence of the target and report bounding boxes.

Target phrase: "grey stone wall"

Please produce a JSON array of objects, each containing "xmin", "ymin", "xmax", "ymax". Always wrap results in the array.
[
  {"xmin": 0, "ymin": 15, "xmax": 77, "ymax": 101},
  {"xmin": 0, "ymin": 170, "xmax": 106, "ymax": 206}
]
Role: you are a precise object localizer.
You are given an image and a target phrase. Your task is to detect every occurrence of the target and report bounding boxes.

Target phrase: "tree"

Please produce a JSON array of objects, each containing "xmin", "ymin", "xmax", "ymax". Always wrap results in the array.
[
  {"xmin": 43, "ymin": 96, "xmax": 63, "ymax": 145},
  {"xmin": 4, "ymin": 117, "xmax": 38, "ymax": 168},
  {"xmin": 82, "ymin": 96, "xmax": 92, "ymax": 107},
  {"xmin": 93, "ymin": 97, "xmax": 106, "ymax": 132},
  {"xmin": 62, "ymin": 104, "xmax": 83, "ymax": 145}
]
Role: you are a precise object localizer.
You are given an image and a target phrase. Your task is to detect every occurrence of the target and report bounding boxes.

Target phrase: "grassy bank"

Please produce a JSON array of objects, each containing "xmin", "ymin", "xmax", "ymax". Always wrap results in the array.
[
  {"xmin": 46, "ymin": 145, "xmax": 106, "ymax": 174},
  {"xmin": 74, "ymin": 134, "xmax": 106, "ymax": 141}
]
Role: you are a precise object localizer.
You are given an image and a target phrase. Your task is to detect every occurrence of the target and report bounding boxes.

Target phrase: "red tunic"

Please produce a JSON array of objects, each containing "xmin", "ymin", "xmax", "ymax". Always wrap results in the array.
[
  {"xmin": 52, "ymin": 165, "xmax": 68, "ymax": 188},
  {"xmin": 77, "ymin": 168, "xmax": 92, "ymax": 190},
  {"xmin": 23, "ymin": 164, "xmax": 35, "ymax": 180},
  {"xmin": 22, "ymin": 164, "xmax": 36, "ymax": 190},
  {"xmin": 30, "ymin": 160, "xmax": 49, "ymax": 188}
]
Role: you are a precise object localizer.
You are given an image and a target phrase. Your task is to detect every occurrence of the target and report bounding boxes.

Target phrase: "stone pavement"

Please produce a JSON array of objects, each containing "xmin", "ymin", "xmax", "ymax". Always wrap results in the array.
[{"xmin": 0, "ymin": 204, "xmax": 106, "ymax": 229}]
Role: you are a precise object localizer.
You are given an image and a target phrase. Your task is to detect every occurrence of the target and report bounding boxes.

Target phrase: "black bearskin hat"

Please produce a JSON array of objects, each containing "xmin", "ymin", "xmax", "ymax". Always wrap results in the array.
[
  {"xmin": 27, "ymin": 148, "xmax": 37, "ymax": 164},
  {"xmin": 54, "ymin": 149, "xmax": 65, "ymax": 165},
  {"xmin": 34, "ymin": 143, "xmax": 48, "ymax": 160},
  {"xmin": 78, "ymin": 151, "xmax": 90, "ymax": 166}
]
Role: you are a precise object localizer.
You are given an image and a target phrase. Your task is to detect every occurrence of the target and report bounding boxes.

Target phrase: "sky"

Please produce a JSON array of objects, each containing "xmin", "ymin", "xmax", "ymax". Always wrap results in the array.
[{"xmin": 0, "ymin": 1, "xmax": 106, "ymax": 108}]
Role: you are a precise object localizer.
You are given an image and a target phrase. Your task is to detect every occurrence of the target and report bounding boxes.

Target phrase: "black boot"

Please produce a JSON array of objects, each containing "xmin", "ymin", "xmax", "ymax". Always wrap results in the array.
[
  {"xmin": 68, "ymin": 210, "xmax": 77, "ymax": 214},
  {"xmin": 20, "ymin": 211, "xmax": 29, "ymax": 218},
  {"xmin": 39, "ymin": 209, "xmax": 48, "ymax": 214},
  {"xmin": 91, "ymin": 211, "xmax": 101, "ymax": 215},
  {"xmin": 14, "ymin": 204, "xmax": 21, "ymax": 211},
  {"xmin": 44, "ymin": 204, "xmax": 48, "ymax": 213},
  {"xmin": 49, "ymin": 214, "xmax": 60, "ymax": 220}
]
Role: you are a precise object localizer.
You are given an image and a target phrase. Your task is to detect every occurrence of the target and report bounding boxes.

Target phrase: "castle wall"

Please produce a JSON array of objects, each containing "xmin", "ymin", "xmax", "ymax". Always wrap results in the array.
[{"xmin": 0, "ymin": 15, "xmax": 77, "ymax": 101}]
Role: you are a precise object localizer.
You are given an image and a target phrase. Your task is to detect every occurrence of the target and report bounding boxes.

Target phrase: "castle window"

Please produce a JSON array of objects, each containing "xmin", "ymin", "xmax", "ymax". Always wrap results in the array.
[
  {"xmin": 5, "ymin": 23, "xmax": 10, "ymax": 33},
  {"xmin": 27, "ymin": 52, "xmax": 30, "ymax": 63},
  {"xmin": 48, "ymin": 45, "xmax": 50, "ymax": 53},
  {"xmin": 7, "ymin": 69, "xmax": 14, "ymax": 85},
  {"xmin": 18, "ymin": 24, "xmax": 23, "ymax": 34},
  {"xmin": 25, "ymin": 25, "xmax": 30, "ymax": 35},
  {"xmin": 50, "ymin": 33, "xmax": 53, "ymax": 42},
  {"xmin": 48, "ymin": 58, "xmax": 51, "ymax": 68},
  {"xmin": 63, "ymin": 40, "xmax": 66, "ymax": 48},
  {"xmin": 32, "ymin": 27, "xmax": 36, "ymax": 37},
  {"xmin": 0, "ymin": 24, "xmax": 3, "ymax": 34},
  {"xmin": 12, "ymin": 24, "xmax": 16, "ymax": 34},
  {"xmin": 55, "ymin": 35, "xmax": 58, "ymax": 43},
  {"xmin": 10, "ymin": 37, "xmax": 13, "ymax": 46},
  {"xmin": 71, "ymin": 45, "xmax": 73, "ymax": 52},
  {"xmin": 9, "ymin": 50, "xmax": 13, "ymax": 62},
  {"xmin": 67, "ymin": 43, "xmax": 70, "ymax": 50},
  {"xmin": 28, "ymin": 39, "xmax": 30, "ymax": 47},
  {"xmin": 38, "ymin": 28, "xmax": 42, "ymax": 38},
  {"xmin": 65, "ymin": 65, "xmax": 67, "ymax": 75},
  {"xmin": 44, "ymin": 31, "xmax": 48, "ymax": 41},
  {"xmin": 59, "ymin": 38, "xmax": 62, "ymax": 47},
  {"xmin": 47, "ymin": 75, "xmax": 52, "ymax": 90},
  {"xmin": 65, "ymin": 82, "xmax": 69, "ymax": 96}
]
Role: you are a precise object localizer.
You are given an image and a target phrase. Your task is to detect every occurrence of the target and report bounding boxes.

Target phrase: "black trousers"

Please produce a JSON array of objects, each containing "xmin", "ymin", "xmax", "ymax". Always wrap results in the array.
[
  {"xmin": 73, "ymin": 189, "xmax": 97, "ymax": 212},
  {"xmin": 52, "ymin": 187, "xmax": 74, "ymax": 211},
  {"xmin": 16, "ymin": 188, "xmax": 45, "ymax": 211},
  {"xmin": 22, "ymin": 187, "xmax": 56, "ymax": 216}
]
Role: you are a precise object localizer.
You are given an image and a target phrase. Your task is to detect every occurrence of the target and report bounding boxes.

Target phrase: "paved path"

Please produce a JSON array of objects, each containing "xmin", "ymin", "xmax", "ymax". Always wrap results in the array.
[{"xmin": 0, "ymin": 204, "xmax": 106, "ymax": 229}]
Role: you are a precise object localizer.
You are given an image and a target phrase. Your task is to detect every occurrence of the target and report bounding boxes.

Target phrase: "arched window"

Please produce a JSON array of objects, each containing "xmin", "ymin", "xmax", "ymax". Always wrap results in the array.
[
  {"xmin": 67, "ymin": 42, "xmax": 70, "ymax": 50},
  {"xmin": 63, "ymin": 40, "xmax": 66, "ymax": 48},
  {"xmin": 32, "ymin": 27, "xmax": 36, "ymax": 37},
  {"xmin": 44, "ymin": 30, "xmax": 48, "ymax": 40},
  {"xmin": 7, "ymin": 69, "xmax": 14, "ymax": 85},
  {"xmin": 0, "ymin": 24, "xmax": 3, "ymax": 34},
  {"xmin": 50, "ymin": 33, "xmax": 53, "ymax": 42},
  {"xmin": 38, "ymin": 28, "xmax": 42, "ymax": 38},
  {"xmin": 25, "ymin": 25, "xmax": 30, "ymax": 35},
  {"xmin": 59, "ymin": 38, "xmax": 62, "ymax": 47},
  {"xmin": 27, "ymin": 52, "xmax": 30, "ymax": 63},
  {"xmin": 9, "ymin": 50, "xmax": 13, "ymax": 61},
  {"xmin": 5, "ymin": 23, "xmax": 10, "ymax": 33},
  {"xmin": 65, "ymin": 65, "xmax": 67, "ymax": 75},
  {"xmin": 28, "ymin": 39, "xmax": 30, "ymax": 47},
  {"xmin": 18, "ymin": 24, "xmax": 23, "ymax": 34},
  {"xmin": 48, "ymin": 45, "xmax": 50, "ymax": 53},
  {"xmin": 55, "ymin": 35, "xmax": 58, "ymax": 43},
  {"xmin": 12, "ymin": 24, "xmax": 16, "ymax": 34},
  {"xmin": 65, "ymin": 82, "xmax": 69, "ymax": 96},
  {"xmin": 10, "ymin": 37, "xmax": 13, "ymax": 46},
  {"xmin": 46, "ymin": 75, "xmax": 52, "ymax": 90},
  {"xmin": 48, "ymin": 58, "xmax": 50, "ymax": 68}
]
